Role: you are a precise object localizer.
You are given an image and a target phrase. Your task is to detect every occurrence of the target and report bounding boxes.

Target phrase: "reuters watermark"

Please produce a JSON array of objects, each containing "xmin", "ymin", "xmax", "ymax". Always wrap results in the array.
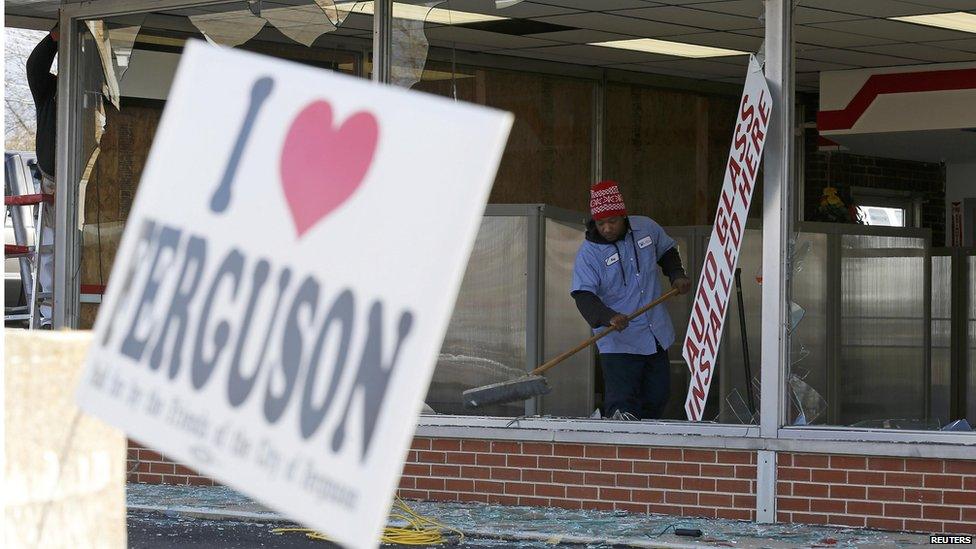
[{"xmin": 930, "ymin": 535, "xmax": 973, "ymax": 544}]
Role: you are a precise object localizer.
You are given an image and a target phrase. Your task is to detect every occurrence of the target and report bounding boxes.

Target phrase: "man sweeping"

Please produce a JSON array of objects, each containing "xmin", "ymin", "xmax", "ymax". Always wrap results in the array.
[{"xmin": 571, "ymin": 180, "xmax": 691, "ymax": 420}]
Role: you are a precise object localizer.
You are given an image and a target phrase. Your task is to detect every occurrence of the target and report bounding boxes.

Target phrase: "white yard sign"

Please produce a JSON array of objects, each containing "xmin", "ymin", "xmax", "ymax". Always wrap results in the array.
[
  {"xmin": 683, "ymin": 56, "xmax": 771, "ymax": 421},
  {"xmin": 76, "ymin": 41, "xmax": 512, "ymax": 548}
]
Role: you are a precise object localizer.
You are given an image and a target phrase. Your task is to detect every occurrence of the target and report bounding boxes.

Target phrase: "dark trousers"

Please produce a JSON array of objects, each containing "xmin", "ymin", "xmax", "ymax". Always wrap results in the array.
[{"xmin": 601, "ymin": 346, "xmax": 670, "ymax": 419}]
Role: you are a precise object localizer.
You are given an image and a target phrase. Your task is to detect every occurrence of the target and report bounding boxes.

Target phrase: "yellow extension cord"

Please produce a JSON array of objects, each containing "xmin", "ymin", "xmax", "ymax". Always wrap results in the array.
[{"xmin": 271, "ymin": 496, "xmax": 466, "ymax": 545}]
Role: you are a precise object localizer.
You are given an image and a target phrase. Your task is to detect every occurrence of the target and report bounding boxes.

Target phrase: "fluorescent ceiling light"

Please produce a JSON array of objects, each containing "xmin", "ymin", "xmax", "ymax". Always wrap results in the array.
[
  {"xmin": 891, "ymin": 12, "xmax": 976, "ymax": 34},
  {"xmin": 589, "ymin": 38, "xmax": 747, "ymax": 58},
  {"xmin": 339, "ymin": 2, "xmax": 506, "ymax": 25}
]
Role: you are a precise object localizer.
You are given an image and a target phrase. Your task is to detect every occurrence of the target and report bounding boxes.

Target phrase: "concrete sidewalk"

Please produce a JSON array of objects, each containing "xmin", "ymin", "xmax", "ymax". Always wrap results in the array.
[{"xmin": 127, "ymin": 483, "xmax": 933, "ymax": 548}]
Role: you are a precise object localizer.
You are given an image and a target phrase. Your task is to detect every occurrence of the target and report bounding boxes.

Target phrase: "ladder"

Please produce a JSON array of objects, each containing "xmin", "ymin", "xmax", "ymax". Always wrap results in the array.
[{"xmin": 4, "ymin": 152, "xmax": 53, "ymax": 329}]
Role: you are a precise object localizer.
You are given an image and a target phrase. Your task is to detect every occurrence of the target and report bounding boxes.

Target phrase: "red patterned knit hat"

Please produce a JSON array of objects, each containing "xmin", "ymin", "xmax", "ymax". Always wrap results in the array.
[{"xmin": 589, "ymin": 180, "xmax": 627, "ymax": 221}]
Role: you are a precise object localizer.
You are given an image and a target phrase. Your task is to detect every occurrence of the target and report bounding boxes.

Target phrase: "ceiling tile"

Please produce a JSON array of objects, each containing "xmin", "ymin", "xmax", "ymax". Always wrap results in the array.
[
  {"xmin": 612, "ymin": 5, "xmax": 760, "ymax": 31},
  {"xmin": 660, "ymin": 30, "xmax": 762, "ymax": 50},
  {"xmin": 530, "ymin": 0, "xmax": 663, "ymax": 10},
  {"xmin": 921, "ymin": 38, "xmax": 976, "ymax": 53},
  {"xmin": 443, "ymin": 0, "xmax": 583, "ymax": 18},
  {"xmin": 423, "ymin": 25, "xmax": 562, "ymax": 49},
  {"xmin": 674, "ymin": 0, "xmax": 764, "ymax": 18},
  {"xmin": 530, "ymin": 43, "xmax": 678, "ymax": 64},
  {"xmin": 796, "ymin": 0, "xmax": 950, "ymax": 17},
  {"xmin": 794, "ymin": 58, "xmax": 858, "ymax": 72},
  {"xmin": 792, "ymin": 6, "xmax": 869, "ymax": 24},
  {"xmin": 858, "ymin": 42, "xmax": 976, "ymax": 62},
  {"xmin": 536, "ymin": 12, "xmax": 703, "ymax": 37},
  {"xmin": 796, "ymin": 47, "xmax": 925, "ymax": 67},
  {"xmin": 811, "ymin": 19, "xmax": 975, "ymax": 42},
  {"xmin": 525, "ymin": 28, "xmax": 634, "ymax": 43},
  {"xmin": 900, "ymin": 0, "xmax": 976, "ymax": 10},
  {"xmin": 793, "ymin": 24, "xmax": 898, "ymax": 48},
  {"xmin": 640, "ymin": 56, "xmax": 750, "ymax": 77}
]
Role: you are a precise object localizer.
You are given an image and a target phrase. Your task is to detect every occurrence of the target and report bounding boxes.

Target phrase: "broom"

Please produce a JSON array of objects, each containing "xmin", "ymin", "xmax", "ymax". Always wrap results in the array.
[{"xmin": 462, "ymin": 288, "xmax": 680, "ymax": 409}]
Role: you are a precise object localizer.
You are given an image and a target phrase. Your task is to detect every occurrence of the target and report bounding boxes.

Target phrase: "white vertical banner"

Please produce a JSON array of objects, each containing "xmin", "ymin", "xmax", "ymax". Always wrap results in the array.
[{"xmin": 684, "ymin": 56, "xmax": 772, "ymax": 421}]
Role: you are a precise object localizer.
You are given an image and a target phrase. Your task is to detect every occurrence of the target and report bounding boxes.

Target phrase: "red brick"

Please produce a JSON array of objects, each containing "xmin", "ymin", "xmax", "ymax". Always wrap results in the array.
[
  {"xmin": 924, "ymin": 474, "xmax": 963, "ymax": 489},
  {"xmin": 923, "ymin": 505, "xmax": 961, "ymax": 521},
  {"xmin": 733, "ymin": 494, "xmax": 756, "ymax": 508},
  {"xmin": 793, "ymin": 454, "xmax": 829, "ymax": 468},
  {"xmin": 552, "ymin": 471, "xmax": 583, "ymax": 484},
  {"xmin": 615, "ymin": 502, "xmax": 649, "ymax": 514},
  {"xmin": 830, "ymin": 485, "xmax": 866, "ymax": 500},
  {"xmin": 446, "ymin": 452, "xmax": 477, "ymax": 465},
  {"xmin": 884, "ymin": 503, "xmax": 923, "ymax": 518},
  {"xmin": 828, "ymin": 514, "xmax": 866, "ymax": 528},
  {"xmin": 584, "ymin": 472, "xmax": 616, "ymax": 486},
  {"xmin": 681, "ymin": 506, "xmax": 717, "ymax": 519},
  {"xmin": 174, "ymin": 465, "xmax": 198, "ymax": 476},
  {"xmin": 491, "ymin": 441, "xmax": 520, "ymax": 453},
  {"xmin": 812, "ymin": 469, "xmax": 847, "ymax": 483},
  {"xmin": 538, "ymin": 456, "xmax": 570, "ymax": 469},
  {"xmin": 777, "ymin": 511, "xmax": 790, "ymax": 522},
  {"xmin": 682, "ymin": 477, "xmax": 716, "ymax": 491},
  {"xmin": 417, "ymin": 451, "xmax": 450, "ymax": 463},
  {"xmin": 905, "ymin": 459, "xmax": 943, "ymax": 473},
  {"xmin": 397, "ymin": 477, "xmax": 416, "ymax": 490},
  {"xmin": 792, "ymin": 482, "xmax": 829, "ymax": 497},
  {"xmin": 431, "ymin": 439, "xmax": 460, "ymax": 452},
  {"xmin": 461, "ymin": 466, "xmax": 490, "ymax": 479},
  {"xmin": 567, "ymin": 485, "xmax": 598, "ymax": 499},
  {"xmin": 504, "ymin": 482, "xmax": 534, "ymax": 496},
  {"xmin": 490, "ymin": 468, "xmax": 520, "ymax": 481},
  {"xmin": 716, "ymin": 479, "xmax": 751, "ymax": 493},
  {"xmin": 458, "ymin": 492, "xmax": 488, "ymax": 503},
  {"xmin": 399, "ymin": 489, "xmax": 428, "ymax": 499},
  {"xmin": 667, "ymin": 462, "xmax": 700, "ymax": 476},
  {"xmin": 461, "ymin": 440, "xmax": 489, "ymax": 452},
  {"xmin": 830, "ymin": 456, "xmax": 867, "ymax": 470},
  {"xmin": 965, "ymin": 508, "xmax": 976, "ymax": 521},
  {"xmin": 618, "ymin": 447, "xmax": 649, "ymax": 460},
  {"xmin": 403, "ymin": 463, "xmax": 430, "ymax": 476},
  {"xmin": 551, "ymin": 499, "xmax": 583, "ymax": 510},
  {"xmin": 665, "ymin": 491, "xmax": 697, "ymax": 505},
  {"xmin": 716, "ymin": 508, "xmax": 753, "ymax": 520},
  {"xmin": 600, "ymin": 487, "xmax": 632, "ymax": 501},
  {"xmin": 847, "ymin": 471, "xmax": 885, "ymax": 485},
  {"xmin": 648, "ymin": 503, "xmax": 682, "ymax": 515},
  {"xmin": 553, "ymin": 444, "xmax": 584, "ymax": 457},
  {"xmin": 966, "ymin": 477, "xmax": 976, "ymax": 491},
  {"xmin": 779, "ymin": 497, "xmax": 810, "ymax": 512},
  {"xmin": 865, "ymin": 517, "xmax": 904, "ymax": 531},
  {"xmin": 904, "ymin": 519, "xmax": 945, "ymax": 533},
  {"xmin": 446, "ymin": 479, "xmax": 473, "ymax": 492},
  {"xmin": 487, "ymin": 494, "xmax": 519, "ymax": 505},
  {"xmin": 777, "ymin": 483, "xmax": 791, "ymax": 496},
  {"xmin": 411, "ymin": 439, "xmax": 431, "ymax": 450},
  {"xmin": 581, "ymin": 500, "xmax": 615, "ymax": 511},
  {"xmin": 407, "ymin": 451, "xmax": 418, "ymax": 463},
  {"xmin": 846, "ymin": 501, "xmax": 883, "ymax": 516},
  {"xmin": 522, "ymin": 469, "xmax": 552, "ymax": 483},
  {"xmin": 186, "ymin": 476, "xmax": 214, "ymax": 486},
  {"xmin": 944, "ymin": 490, "xmax": 976, "ymax": 505},
  {"xmin": 699, "ymin": 493, "xmax": 733, "ymax": 507},
  {"xmin": 648, "ymin": 475, "xmax": 682, "ymax": 490},
  {"xmin": 885, "ymin": 472, "xmax": 924, "ymax": 487},
  {"xmin": 946, "ymin": 460, "xmax": 976, "ymax": 475},
  {"xmin": 431, "ymin": 465, "xmax": 460, "ymax": 478},
  {"xmin": 810, "ymin": 499, "xmax": 845, "ymax": 513},
  {"xmin": 506, "ymin": 455, "xmax": 537, "ymax": 468},
  {"xmin": 519, "ymin": 496, "xmax": 550, "ymax": 507},
  {"xmin": 716, "ymin": 451, "xmax": 753, "ymax": 464},
  {"xmin": 778, "ymin": 467, "xmax": 810, "ymax": 482},
  {"xmin": 584, "ymin": 445, "xmax": 616, "ymax": 458},
  {"xmin": 904, "ymin": 488, "xmax": 943, "ymax": 503},
  {"xmin": 617, "ymin": 474, "xmax": 649, "ymax": 488},
  {"xmin": 634, "ymin": 461, "xmax": 665, "ymax": 474},
  {"xmin": 735, "ymin": 465, "xmax": 757, "ymax": 479},
  {"xmin": 683, "ymin": 449, "xmax": 717, "ymax": 463},
  {"xmin": 700, "ymin": 464, "xmax": 735, "ymax": 478},
  {"xmin": 601, "ymin": 459, "xmax": 633, "ymax": 473},
  {"xmin": 867, "ymin": 486, "xmax": 904, "ymax": 501},
  {"xmin": 791, "ymin": 512, "xmax": 829, "ymax": 525},
  {"xmin": 632, "ymin": 489, "xmax": 664, "ymax": 503},
  {"xmin": 867, "ymin": 457, "xmax": 905, "ymax": 472},
  {"xmin": 522, "ymin": 442, "xmax": 553, "ymax": 456},
  {"xmin": 427, "ymin": 491, "xmax": 457, "ymax": 502},
  {"xmin": 943, "ymin": 522, "xmax": 976, "ymax": 535},
  {"xmin": 777, "ymin": 454, "xmax": 793, "ymax": 467},
  {"xmin": 569, "ymin": 458, "xmax": 601, "ymax": 471},
  {"xmin": 536, "ymin": 484, "xmax": 566, "ymax": 498},
  {"xmin": 475, "ymin": 453, "xmax": 505, "ymax": 466},
  {"xmin": 473, "ymin": 480, "xmax": 504, "ymax": 493},
  {"xmin": 416, "ymin": 478, "xmax": 445, "ymax": 490},
  {"xmin": 149, "ymin": 461, "xmax": 175, "ymax": 474},
  {"xmin": 649, "ymin": 448, "xmax": 682, "ymax": 461}
]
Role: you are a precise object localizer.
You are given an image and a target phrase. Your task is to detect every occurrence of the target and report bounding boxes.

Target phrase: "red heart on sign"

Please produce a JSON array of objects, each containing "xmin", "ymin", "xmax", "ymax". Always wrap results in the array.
[{"xmin": 279, "ymin": 100, "xmax": 379, "ymax": 237}]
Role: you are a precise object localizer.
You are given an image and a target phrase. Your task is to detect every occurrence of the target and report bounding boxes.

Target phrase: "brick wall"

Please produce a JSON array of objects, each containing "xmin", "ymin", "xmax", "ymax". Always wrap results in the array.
[
  {"xmin": 127, "ymin": 438, "xmax": 976, "ymax": 535},
  {"xmin": 778, "ymin": 453, "xmax": 976, "ymax": 535}
]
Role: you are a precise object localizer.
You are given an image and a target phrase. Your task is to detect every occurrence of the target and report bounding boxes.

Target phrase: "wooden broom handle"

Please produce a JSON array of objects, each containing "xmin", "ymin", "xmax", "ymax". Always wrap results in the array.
[{"xmin": 530, "ymin": 287, "xmax": 680, "ymax": 376}]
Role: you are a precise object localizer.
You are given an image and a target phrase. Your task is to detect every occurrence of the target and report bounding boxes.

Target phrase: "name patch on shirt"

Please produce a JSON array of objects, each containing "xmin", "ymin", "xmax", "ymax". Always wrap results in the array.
[
  {"xmin": 605, "ymin": 253, "xmax": 620, "ymax": 266},
  {"xmin": 637, "ymin": 236, "xmax": 653, "ymax": 249}
]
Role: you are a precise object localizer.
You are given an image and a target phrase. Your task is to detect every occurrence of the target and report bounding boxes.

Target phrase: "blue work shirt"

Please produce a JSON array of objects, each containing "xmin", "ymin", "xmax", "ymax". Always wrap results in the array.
[{"xmin": 571, "ymin": 216, "xmax": 677, "ymax": 355}]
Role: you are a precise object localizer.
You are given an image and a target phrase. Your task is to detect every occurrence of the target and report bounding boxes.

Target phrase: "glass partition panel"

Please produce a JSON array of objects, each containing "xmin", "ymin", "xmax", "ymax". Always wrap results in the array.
[
  {"xmin": 931, "ymin": 254, "xmax": 952, "ymax": 425},
  {"xmin": 969, "ymin": 255, "xmax": 976, "ymax": 425}
]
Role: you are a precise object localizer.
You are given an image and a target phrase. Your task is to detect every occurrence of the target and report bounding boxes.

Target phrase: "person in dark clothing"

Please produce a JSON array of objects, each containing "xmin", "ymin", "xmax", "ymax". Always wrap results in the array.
[
  {"xmin": 570, "ymin": 180, "xmax": 691, "ymax": 420},
  {"xmin": 26, "ymin": 27, "xmax": 59, "ymax": 327}
]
